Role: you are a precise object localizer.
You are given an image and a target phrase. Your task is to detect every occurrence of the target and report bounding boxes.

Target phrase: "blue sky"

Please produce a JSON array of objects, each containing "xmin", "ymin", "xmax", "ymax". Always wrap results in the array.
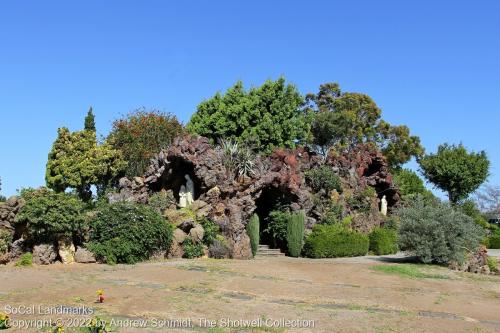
[{"xmin": 0, "ymin": 1, "xmax": 499, "ymax": 197}]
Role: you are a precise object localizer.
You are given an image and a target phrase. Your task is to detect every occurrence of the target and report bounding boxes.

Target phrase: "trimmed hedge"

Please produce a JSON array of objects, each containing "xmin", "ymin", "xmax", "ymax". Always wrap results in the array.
[
  {"xmin": 369, "ymin": 227, "xmax": 398, "ymax": 255},
  {"xmin": 286, "ymin": 212, "xmax": 305, "ymax": 257},
  {"xmin": 304, "ymin": 225, "xmax": 369, "ymax": 258},
  {"xmin": 247, "ymin": 214, "xmax": 260, "ymax": 257}
]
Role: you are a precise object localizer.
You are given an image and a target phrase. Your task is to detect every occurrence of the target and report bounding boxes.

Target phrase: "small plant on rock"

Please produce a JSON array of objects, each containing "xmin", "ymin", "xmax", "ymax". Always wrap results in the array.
[
  {"xmin": 15, "ymin": 253, "xmax": 33, "ymax": 267},
  {"xmin": 182, "ymin": 237, "xmax": 204, "ymax": 259},
  {"xmin": 306, "ymin": 166, "xmax": 342, "ymax": 195}
]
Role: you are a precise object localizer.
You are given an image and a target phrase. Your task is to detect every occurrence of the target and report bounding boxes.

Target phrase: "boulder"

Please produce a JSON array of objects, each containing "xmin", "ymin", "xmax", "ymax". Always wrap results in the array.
[
  {"xmin": 33, "ymin": 243, "xmax": 58, "ymax": 265},
  {"xmin": 189, "ymin": 224, "xmax": 204, "ymax": 244},
  {"xmin": 74, "ymin": 247, "xmax": 96, "ymax": 263},
  {"xmin": 57, "ymin": 237, "xmax": 76, "ymax": 264},
  {"xmin": 8, "ymin": 238, "xmax": 25, "ymax": 261},
  {"xmin": 173, "ymin": 228, "xmax": 187, "ymax": 244}
]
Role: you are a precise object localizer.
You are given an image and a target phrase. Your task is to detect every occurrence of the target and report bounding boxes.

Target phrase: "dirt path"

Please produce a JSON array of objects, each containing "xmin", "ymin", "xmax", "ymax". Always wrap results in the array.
[{"xmin": 0, "ymin": 257, "xmax": 499, "ymax": 332}]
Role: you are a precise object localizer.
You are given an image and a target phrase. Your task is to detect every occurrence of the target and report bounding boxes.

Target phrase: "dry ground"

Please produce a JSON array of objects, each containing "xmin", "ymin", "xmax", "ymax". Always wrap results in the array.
[{"xmin": 0, "ymin": 256, "xmax": 499, "ymax": 333}]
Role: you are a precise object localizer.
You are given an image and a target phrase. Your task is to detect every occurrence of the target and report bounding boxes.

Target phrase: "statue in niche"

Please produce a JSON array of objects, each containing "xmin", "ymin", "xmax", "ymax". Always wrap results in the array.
[
  {"xmin": 179, "ymin": 185, "xmax": 187, "ymax": 208},
  {"xmin": 185, "ymin": 174, "xmax": 195, "ymax": 206},
  {"xmin": 380, "ymin": 195, "xmax": 388, "ymax": 216}
]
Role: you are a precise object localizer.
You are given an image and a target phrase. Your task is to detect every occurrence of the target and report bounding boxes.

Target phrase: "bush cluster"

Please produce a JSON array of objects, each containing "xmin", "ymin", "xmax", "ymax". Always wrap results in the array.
[
  {"xmin": 264, "ymin": 210, "xmax": 290, "ymax": 249},
  {"xmin": 87, "ymin": 202, "xmax": 173, "ymax": 264},
  {"xmin": 488, "ymin": 234, "xmax": 500, "ymax": 249},
  {"xmin": 306, "ymin": 166, "xmax": 342, "ymax": 194},
  {"xmin": 182, "ymin": 237, "xmax": 204, "ymax": 259},
  {"xmin": 304, "ymin": 224, "xmax": 369, "ymax": 258},
  {"xmin": 369, "ymin": 227, "xmax": 398, "ymax": 255},
  {"xmin": 0, "ymin": 229, "xmax": 12, "ymax": 255},
  {"xmin": 397, "ymin": 198, "xmax": 484, "ymax": 264},
  {"xmin": 15, "ymin": 188, "xmax": 87, "ymax": 242}
]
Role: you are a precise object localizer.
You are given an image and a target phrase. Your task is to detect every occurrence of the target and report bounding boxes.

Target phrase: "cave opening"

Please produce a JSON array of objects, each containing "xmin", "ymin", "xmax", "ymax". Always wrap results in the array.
[
  {"xmin": 148, "ymin": 157, "xmax": 203, "ymax": 201},
  {"xmin": 254, "ymin": 185, "xmax": 299, "ymax": 249}
]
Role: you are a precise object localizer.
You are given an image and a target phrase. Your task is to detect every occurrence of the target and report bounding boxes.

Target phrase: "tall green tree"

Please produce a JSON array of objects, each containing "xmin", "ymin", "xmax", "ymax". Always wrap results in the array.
[
  {"xmin": 84, "ymin": 106, "xmax": 96, "ymax": 132},
  {"xmin": 108, "ymin": 109, "xmax": 184, "ymax": 177},
  {"xmin": 46, "ymin": 127, "xmax": 126, "ymax": 201},
  {"xmin": 187, "ymin": 78, "xmax": 311, "ymax": 153},
  {"xmin": 306, "ymin": 83, "xmax": 424, "ymax": 167},
  {"xmin": 419, "ymin": 143, "xmax": 490, "ymax": 204},
  {"xmin": 392, "ymin": 168, "xmax": 435, "ymax": 203}
]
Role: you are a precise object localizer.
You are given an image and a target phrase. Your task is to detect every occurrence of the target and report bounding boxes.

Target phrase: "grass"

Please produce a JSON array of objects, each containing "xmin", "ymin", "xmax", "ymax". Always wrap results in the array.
[{"xmin": 372, "ymin": 264, "xmax": 450, "ymax": 280}]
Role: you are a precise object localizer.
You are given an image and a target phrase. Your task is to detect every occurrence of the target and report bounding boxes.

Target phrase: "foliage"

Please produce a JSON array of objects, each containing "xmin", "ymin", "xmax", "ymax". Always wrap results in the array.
[
  {"xmin": 84, "ymin": 107, "xmax": 96, "ymax": 132},
  {"xmin": 0, "ymin": 229, "xmax": 12, "ymax": 255},
  {"xmin": 187, "ymin": 78, "xmax": 311, "ymax": 154},
  {"xmin": 0, "ymin": 311, "xmax": 9, "ymax": 329},
  {"xmin": 321, "ymin": 202, "xmax": 344, "ymax": 225},
  {"xmin": 108, "ymin": 108, "xmax": 184, "ymax": 177},
  {"xmin": 392, "ymin": 168, "xmax": 435, "ymax": 203},
  {"xmin": 15, "ymin": 188, "xmax": 86, "ymax": 242},
  {"xmin": 488, "ymin": 234, "xmax": 500, "ymax": 249},
  {"xmin": 347, "ymin": 187, "xmax": 376, "ymax": 213},
  {"xmin": 246, "ymin": 214, "xmax": 260, "ymax": 257},
  {"xmin": 86, "ymin": 316, "xmax": 110, "ymax": 333},
  {"xmin": 208, "ymin": 236, "xmax": 230, "ymax": 259},
  {"xmin": 182, "ymin": 237, "xmax": 204, "ymax": 259},
  {"xmin": 200, "ymin": 217, "xmax": 219, "ymax": 246},
  {"xmin": 87, "ymin": 202, "xmax": 173, "ymax": 264},
  {"xmin": 286, "ymin": 212, "xmax": 305, "ymax": 257},
  {"xmin": 372, "ymin": 264, "xmax": 449, "ymax": 280},
  {"xmin": 303, "ymin": 224, "xmax": 369, "ymax": 258},
  {"xmin": 264, "ymin": 210, "xmax": 291, "ymax": 249},
  {"xmin": 217, "ymin": 139, "xmax": 256, "ymax": 179},
  {"xmin": 147, "ymin": 190, "xmax": 175, "ymax": 214},
  {"xmin": 458, "ymin": 200, "xmax": 490, "ymax": 229},
  {"xmin": 486, "ymin": 256, "xmax": 497, "ymax": 272},
  {"xmin": 419, "ymin": 143, "xmax": 490, "ymax": 204},
  {"xmin": 306, "ymin": 83, "xmax": 424, "ymax": 167},
  {"xmin": 397, "ymin": 197, "xmax": 485, "ymax": 264},
  {"xmin": 46, "ymin": 127, "xmax": 126, "ymax": 201},
  {"xmin": 305, "ymin": 166, "xmax": 342, "ymax": 194},
  {"xmin": 369, "ymin": 227, "xmax": 398, "ymax": 255},
  {"xmin": 15, "ymin": 252, "xmax": 33, "ymax": 267}
]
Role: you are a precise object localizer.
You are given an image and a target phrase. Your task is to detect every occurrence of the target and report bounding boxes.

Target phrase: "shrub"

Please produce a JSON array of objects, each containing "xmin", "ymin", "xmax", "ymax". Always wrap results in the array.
[
  {"xmin": 15, "ymin": 188, "xmax": 86, "ymax": 242},
  {"xmin": 182, "ymin": 237, "xmax": 204, "ymax": 259},
  {"xmin": 397, "ymin": 198, "xmax": 485, "ymax": 264},
  {"xmin": 0, "ymin": 229, "xmax": 12, "ymax": 255},
  {"xmin": 147, "ymin": 190, "xmax": 175, "ymax": 214},
  {"xmin": 458, "ymin": 200, "xmax": 490, "ymax": 229},
  {"xmin": 304, "ymin": 225, "xmax": 369, "ymax": 258},
  {"xmin": 108, "ymin": 109, "xmax": 184, "ymax": 177},
  {"xmin": 15, "ymin": 253, "xmax": 33, "ymax": 267},
  {"xmin": 246, "ymin": 214, "xmax": 260, "ymax": 257},
  {"xmin": 487, "ymin": 256, "xmax": 497, "ymax": 272},
  {"xmin": 264, "ymin": 210, "xmax": 290, "ymax": 249},
  {"xmin": 208, "ymin": 237, "xmax": 230, "ymax": 259},
  {"xmin": 369, "ymin": 227, "xmax": 398, "ymax": 255},
  {"xmin": 200, "ymin": 218, "xmax": 219, "ymax": 246},
  {"xmin": 321, "ymin": 202, "xmax": 344, "ymax": 225},
  {"xmin": 489, "ymin": 234, "xmax": 500, "ymax": 249},
  {"xmin": 347, "ymin": 187, "xmax": 375, "ymax": 213},
  {"xmin": 87, "ymin": 202, "xmax": 173, "ymax": 264},
  {"xmin": 306, "ymin": 166, "xmax": 342, "ymax": 194},
  {"xmin": 286, "ymin": 212, "xmax": 305, "ymax": 257}
]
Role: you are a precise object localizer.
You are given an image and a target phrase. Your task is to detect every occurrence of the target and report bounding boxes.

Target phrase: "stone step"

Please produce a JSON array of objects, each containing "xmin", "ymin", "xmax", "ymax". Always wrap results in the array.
[{"xmin": 255, "ymin": 245, "xmax": 285, "ymax": 257}]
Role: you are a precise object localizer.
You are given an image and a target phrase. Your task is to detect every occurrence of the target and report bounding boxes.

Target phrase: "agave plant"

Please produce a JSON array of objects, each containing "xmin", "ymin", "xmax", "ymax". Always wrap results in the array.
[{"xmin": 217, "ymin": 138, "xmax": 256, "ymax": 180}]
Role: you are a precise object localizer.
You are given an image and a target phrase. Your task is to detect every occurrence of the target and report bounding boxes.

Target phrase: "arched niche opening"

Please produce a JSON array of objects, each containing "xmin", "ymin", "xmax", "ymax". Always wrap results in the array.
[
  {"xmin": 148, "ymin": 156, "xmax": 203, "ymax": 202},
  {"xmin": 254, "ymin": 185, "xmax": 299, "ymax": 249}
]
